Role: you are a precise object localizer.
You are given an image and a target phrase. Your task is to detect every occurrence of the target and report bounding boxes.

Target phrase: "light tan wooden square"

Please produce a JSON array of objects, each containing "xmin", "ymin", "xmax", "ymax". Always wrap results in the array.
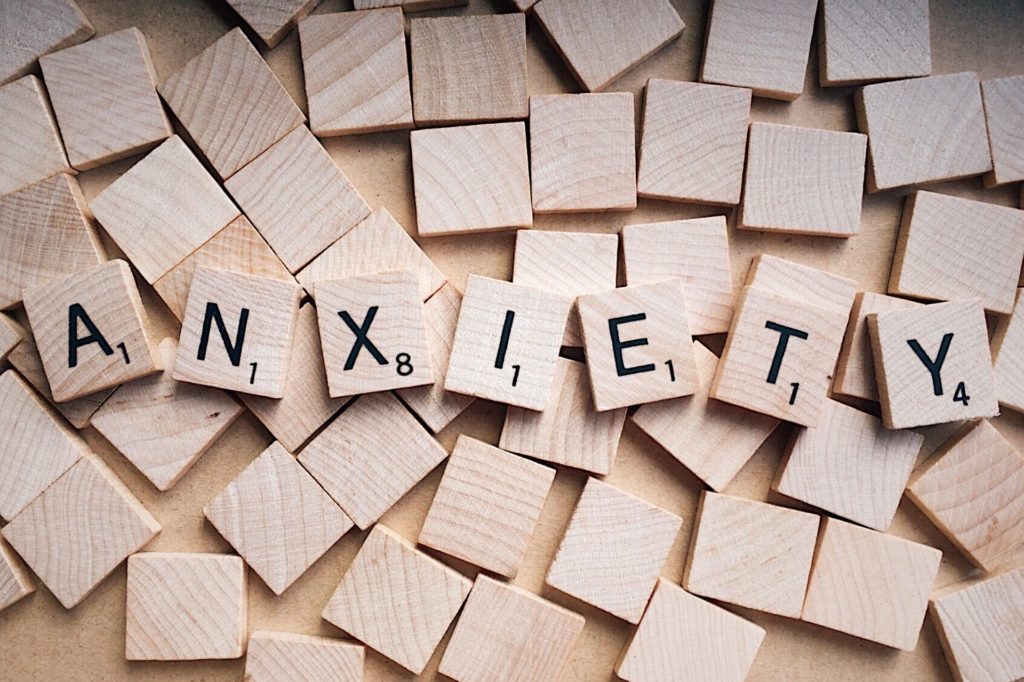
[
  {"xmin": 0, "ymin": 75, "xmax": 71, "ymax": 197},
  {"xmin": 245, "ymin": 631, "xmax": 364, "ymax": 682},
  {"xmin": 354, "ymin": 0, "xmax": 467, "ymax": 8},
  {"xmin": 993, "ymin": 288, "xmax": 1024, "ymax": 413},
  {"xmin": 982, "ymin": 75, "xmax": 1024, "ymax": 186},
  {"xmin": 0, "ymin": 312, "xmax": 23, "ymax": 361},
  {"xmin": 0, "ymin": 0, "xmax": 93, "ymax": 86},
  {"xmin": 745, "ymin": 253, "xmax": 858, "ymax": 314},
  {"xmin": 833, "ymin": 292, "xmax": 921, "ymax": 401},
  {"xmin": 0, "ymin": 536, "xmax": 34, "ymax": 614},
  {"xmin": 819, "ymin": 0, "xmax": 931, "ymax": 86},
  {"xmin": 227, "ymin": 0, "xmax": 320, "ymax": 49}
]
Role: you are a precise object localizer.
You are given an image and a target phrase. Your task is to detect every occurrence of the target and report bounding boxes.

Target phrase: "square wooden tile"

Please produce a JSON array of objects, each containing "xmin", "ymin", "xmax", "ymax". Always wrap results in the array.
[
  {"xmin": 227, "ymin": 0, "xmax": 320, "ymax": 49},
  {"xmin": 0, "ymin": 536, "xmax": 34, "ymax": 614},
  {"xmin": 245, "ymin": 631, "xmax": 364, "ymax": 682},
  {"xmin": 0, "ymin": 0, "xmax": 93, "ymax": 85},
  {"xmin": 355, "ymin": 0, "xmax": 467, "ymax": 8},
  {"xmin": 0, "ymin": 75, "xmax": 71, "ymax": 197},
  {"xmin": 745, "ymin": 253, "xmax": 858, "ymax": 314},
  {"xmin": 993, "ymin": 288, "xmax": 1024, "ymax": 413},
  {"xmin": 0, "ymin": 312, "xmax": 23, "ymax": 361},
  {"xmin": 819, "ymin": 0, "xmax": 931, "ymax": 86},
  {"xmin": 982, "ymin": 75, "xmax": 1024, "ymax": 186}
]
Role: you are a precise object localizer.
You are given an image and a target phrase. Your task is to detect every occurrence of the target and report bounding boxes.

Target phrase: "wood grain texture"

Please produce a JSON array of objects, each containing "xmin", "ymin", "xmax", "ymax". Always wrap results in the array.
[
  {"xmin": 245, "ymin": 631, "xmax": 364, "ymax": 682},
  {"xmin": 0, "ymin": 311, "xmax": 23, "ymax": 361},
  {"xmin": 0, "ymin": 536, "xmax": 34, "ymax": 614},
  {"xmin": 205, "ymin": 441, "xmax": 353, "ymax": 595},
  {"xmin": 833, "ymin": 292, "xmax": 921, "ymax": 401},
  {"xmin": 745, "ymin": 253, "xmax": 858, "ymax": 314},
  {"xmin": 819, "ymin": 0, "xmax": 931, "ymax": 86},
  {"xmin": 354, "ymin": 0, "xmax": 467, "ymax": 8},
  {"xmin": 546, "ymin": 477, "xmax": 682, "ymax": 624},
  {"xmin": 321, "ymin": 524, "xmax": 472, "ymax": 674},
  {"xmin": 982, "ymin": 74, "xmax": 1024, "ymax": 186},
  {"xmin": 993, "ymin": 288, "xmax": 1024, "ymax": 413},
  {"xmin": 0, "ymin": 0, "xmax": 93, "ymax": 85},
  {"xmin": 125, "ymin": 553, "xmax": 246, "ymax": 660},
  {"xmin": 227, "ymin": 0, "xmax": 321, "ymax": 49},
  {"xmin": 0, "ymin": 75, "xmax": 71, "ymax": 197}
]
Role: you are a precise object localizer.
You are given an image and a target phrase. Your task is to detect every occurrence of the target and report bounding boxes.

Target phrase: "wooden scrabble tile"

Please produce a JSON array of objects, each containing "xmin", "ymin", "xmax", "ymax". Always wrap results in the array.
[
  {"xmin": 89, "ymin": 136, "xmax": 239, "ymax": 283},
  {"xmin": 445, "ymin": 275, "xmax": 571, "ymax": 411},
  {"xmin": 855, "ymin": 72, "xmax": 991, "ymax": 191},
  {"xmin": 637, "ymin": 79, "xmax": 751, "ymax": 206},
  {"xmin": 174, "ymin": 268, "xmax": 302, "ymax": 398},
  {"xmin": 439, "ymin": 574, "xmax": 584, "ymax": 682},
  {"xmin": 740, "ymin": 123, "xmax": 867, "ymax": 237},
  {"xmin": 1, "ymin": 454, "xmax": 161, "ymax": 609},
  {"xmin": 617, "ymin": 578, "xmax": 765, "ymax": 682},
  {"xmin": 801, "ymin": 517, "xmax": 942, "ymax": 650},
  {"xmin": 91, "ymin": 338, "xmax": 244, "ymax": 491},
  {"xmin": 418, "ymin": 435, "xmax": 554, "ymax": 578},
  {"xmin": 298, "ymin": 392, "xmax": 447, "ymax": 528},
  {"xmin": 225, "ymin": 126, "xmax": 370, "ymax": 273},
  {"xmin": 546, "ymin": 477, "xmax": 682, "ymax": 624},
  {"xmin": 529, "ymin": 93, "xmax": 636, "ymax": 213},
  {"xmin": 711, "ymin": 286, "xmax": 848, "ymax": 427},
  {"xmin": 245, "ymin": 632, "xmax": 364, "ymax": 682},
  {"xmin": 993, "ymin": 288, "xmax": 1024, "ymax": 413},
  {"xmin": 745, "ymin": 253, "xmax": 858, "ymax": 314},
  {"xmin": 300, "ymin": 8, "xmax": 413, "ymax": 136},
  {"xmin": 354, "ymin": 0, "xmax": 467, "ymax": 8},
  {"xmin": 982, "ymin": 75, "xmax": 1024, "ymax": 186},
  {"xmin": 0, "ymin": 0, "xmax": 93, "ymax": 85},
  {"xmin": 314, "ymin": 269, "xmax": 433, "ymax": 396},
  {"xmin": 411, "ymin": 122, "xmax": 532, "ymax": 237},
  {"xmin": 906, "ymin": 420, "xmax": 1024, "ymax": 572},
  {"xmin": 409, "ymin": 14, "xmax": 526, "ymax": 124},
  {"xmin": 622, "ymin": 217, "xmax": 734, "ymax": 336},
  {"xmin": 700, "ymin": 0, "xmax": 817, "ymax": 100},
  {"xmin": 534, "ymin": 0, "xmax": 685, "ymax": 93},
  {"xmin": 579, "ymin": 280, "xmax": 701, "ymax": 411},
  {"xmin": 889, "ymin": 191, "xmax": 1024, "ymax": 314},
  {"xmin": 0, "ymin": 312, "xmax": 23, "ymax": 361},
  {"xmin": 0, "ymin": 173, "xmax": 103, "ymax": 310},
  {"xmin": 321, "ymin": 524, "xmax": 472, "ymax": 674},
  {"xmin": 125, "ymin": 553, "xmax": 246, "ymax": 660},
  {"xmin": 23, "ymin": 259, "xmax": 160, "ymax": 402},
  {"xmin": 0, "ymin": 75, "xmax": 71, "ymax": 197},
  {"xmin": 205, "ymin": 441, "xmax": 353, "ymax": 595},
  {"xmin": 39, "ymin": 28, "xmax": 171, "ymax": 170},
  {"xmin": 868, "ymin": 300, "xmax": 998, "ymax": 429},
  {"xmin": 227, "ymin": 0, "xmax": 320, "ymax": 49},
  {"xmin": 819, "ymin": 0, "xmax": 931, "ymax": 86},
  {"xmin": 774, "ymin": 399, "xmax": 923, "ymax": 531},
  {"xmin": 159, "ymin": 27, "xmax": 305, "ymax": 179},
  {"xmin": 0, "ymin": 536, "xmax": 34, "ymax": 613},
  {"xmin": 631, "ymin": 341, "xmax": 779, "ymax": 492},
  {"xmin": 501, "ymin": 357, "xmax": 626, "ymax": 475}
]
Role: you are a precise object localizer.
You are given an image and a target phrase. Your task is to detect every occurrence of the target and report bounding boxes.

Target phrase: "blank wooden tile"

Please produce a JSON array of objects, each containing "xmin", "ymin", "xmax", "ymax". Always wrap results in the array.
[
  {"xmin": 418, "ymin": 435, "xmax": 554, "ymax": 578},
  {"xmin": 23, "ymin": 259, "xmax": 160, "ymax": 402},
  {"xmin": 631, "ymin": 341, "xmax": 779, "ymax": 492},
  {"xmin": 0, "ymin": 536, "xmax": 34, "ymax": 613},
  {"xmin": 0, "ymin": 75, "xmax": 71, "ymax": 197},
  {"xmin": 534, "ymin": 0, "xmax": 684, "ymax": 93},
  {"xmin": 745, "ymin": 253, "xmax": 858, "ymax": 314},
  {"xmin": 439, "ymin": 574, "xmax": 584, "ymax": 682},
  {"xmin": 300, "ymin": 8, "xmax": 412, "ymax": 136},
  {"xmin": 125, "ymin": 553, "xmax": 246, "ymax": 660},
  {"xmin": 819, "ymin": 0, "xmax": 931, "ymax": 86},
  {"xmin": 856, "ymin": 72, "xmax": 991, "ymax": 191},
  {"xmin": 833, "ymin": 292, "xmax": 921, "ymax": 401},
  {"xmin": 700, "ymin": 0, "xmax": 817, "ymax": 100},
  {"xmin": 0, "ymin": 312, "xmax": 23, "ymax": 361},
  {"xmin": 868, "ymin": 300, "xmax": 998, "ymax": 429},
  {"xmin": 225, "ymin": 126, "xmax": 370, "ymax": 273},
  {"xmin": 617, "ymin": 578, "xmax": 765, "ymax": 682},
  {"xmin": 546, "ymin": 477, "xmax": 682, "ymax": 624},
  {"xmin": 174, "ymin": 267, "xmax": 302, "ymax": 398},
  {"xmin": 227, "ymin": 0, "xmax": 320, "ymax": 49},
  {"xmin": 637, "ymin": 79, "xmax": 751, "ymax": 206},
  {"xmin": 411, "ymin": 122, "xmax": 532, "ymax": 237},
  {"xmin": 91, "ymin": 338, "xmax": 244, "ymax": 491},
  {"xmin": 40, "ymin": 28, "xmax": 170, "ymax": 170},
  {"xmin": 410, "ymin": 14, "xmax": 526, "ymax": 124},
  {"xmin": 205, "ymin": 441, "xmax": 353, "ymax": 595},
  {"xmin": 89, "ymin": 136, "xmax": 239, "ymax": 283},
  {"xmin": 801, "ymin": 517, "xmax": 942, "ymax": 650},
  {"xmin": 1, "ymin": 454, "xmax": 161, "ymax": 609},
  {"xmin": 298, "ymin": 392, "xmax": 447, "ymax": 529},
  {"xmin": 774, "ymin": 399, "xmax": 923, "ymax": 531},
  {"xmin": 740, "ymin": 123, "xmax": 867, "ymax": 237},
  {"xmin": 993, "ymin": 288, "xmax": 1024, "ymax": 413},
  {"xmin": 889, "ymin": 191, "xmax": 1024, "ymax": 314},
  {"xmin": 245, "ymin": 631, "xmax": 364, "ymax": 682},
  {"xmin": 321, "ymin": 524, "xmax": 472, "ymax": 674},
  {"xmin": 354, "ymin": 0, "xmax": 467, "ymax": 8},
  {"xmin": 159, "ymin": 28, "xmax": 305, "ymax": 179},
  {"xmin": 445, "ymin": 275, "xmax": 571, "ymax": 411},
  {"xmin": 982, "ymin": 75, "xmax": 1024, "ymax": 186},
  {"xmin": 0, "ymin": 0, "xmax": 93, "ymax": 85},
  {"xmin": 529, "ymin": 93, "xmax": 636, "ymax": 213}
]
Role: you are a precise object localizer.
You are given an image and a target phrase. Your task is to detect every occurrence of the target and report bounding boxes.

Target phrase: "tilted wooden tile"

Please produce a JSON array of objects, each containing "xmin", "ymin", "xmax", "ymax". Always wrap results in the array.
[
  {"xmin": 529, "ymin": 93, "xmax": 636, "ymax": 213},
  {"xmin": 411, "ymin": 122, "xmax": 532, "ymax": 237},
  {"xmin": 993, "ymin": 288, "xmax": 1024, "ymax": 413},
  {"xmin": 39, "ymin": 27, "xmax": 170, "ymax": 171},
  {"xmin": 89, "ymin": 136, "xmax": 239, "ymax": 283},
  {"xmin": 227, "ymin": 0, "xmax": 321, "ymax": 49},
  {"xmin": 174, "ymin": 267, "xmax": 302, "ymax": 398},
  {"xmin": 445, "ymin": 275, "xmax": 571, "ymax": 411},
  {"xmin": 439, "ymin": 574, "xmax": 584, "ymax": 682},
  {"xmin": 617, "ymin": 578, "xmax": 765, "ymax": 682},
  {"xmin": 868, "ymin": 300, "xmax": 998, "ymax": 429},
  {"xmin": 1, "ymin": 454, "xmax": 161, "ymax": 609},
  {"xmin": 205, "ymin": 441, "xmax": 353, "ymax": 595},
  {"xmin": 298, "ymin": 392, "xmax": 447, "ymax": 529},
  {"xmin": 354, "ymin": 0, "xmax": 467, "ymax": 8},
  {"xmin": 833, "ymin": 292, "xmax": 921, "ymax": 401},
  {"xmin": 300, "ymin": 8, "xmax": 412, "ymax": 136},
  {"xmin": 819, "ymin": 0, "xmax": 931, "ymax": 86},
  {"xmin": 409, "ymin": 13, "xmax": 526, "ymax": 124},
  {"xmin": 801, "ymin": 517, "xmax": 942, "ymax": 651},
  {"xmin": 0, "ymin": 536, "xmax": 34, "ymax": 613},
  {"xmin": 245, "ymin": 631, "xmax": 364, "ymax": 682},
  {"xmin": 745, "ymin": 253, "xmax": 858, "ymax": 314},
  {"xmin": 225, "ymin": 126, "xmax": 370, "ymax": 273},
  {"xmin": 321, "ymin": 524, "xmax": 472, "ymax": 674},
  {"xmin": 159, "ymin": 27, "xmax": 305, "ymax": 179},
  {"xmin": 740, "ymin": 123, "xmax": 867, "ymax": 237},
  {"xmin": 774, "ymin": 399, "xmax": 923, "ymax": 531},
  {"xmin": 0, "ymin": 0, "xmax": 93, "ymax": 86},
  {"xmin": 125, "ymin": 553, "xmax": 246, "ymax": 660},
  {"xmin": 0, "ymin": 312, "xmax": 23, "ymax": 361},
  {"xmin": 91, "ymin": 338, "xmax": 244, "ymax": 491},
  {"xmin": 982, "ymin": 75, "xmax": 1024, "ymax": 186},
  {"xmin": 418, "ymin": 435, "xmax": 554, "ymax": 578},
  {"xmin": 546, "ymin": 477, "xmax": 682, "ymax": 624},
  {"xmin": 534, "ymin": 0, "xmax": 684, "ymax": 93},
  {"xmin": 0, "ymin": 75, "xmax": 71, "ymax": 197}
]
